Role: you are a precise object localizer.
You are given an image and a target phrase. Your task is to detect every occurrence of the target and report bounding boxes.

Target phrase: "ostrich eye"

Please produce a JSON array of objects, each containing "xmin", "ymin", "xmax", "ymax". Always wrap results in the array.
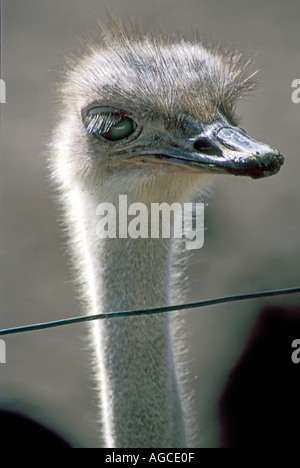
[
  {"xmin": 101, "ymin": 117, "xmax": 137, "ymax": 141},
  {"xmin": 84, "ymin": 108, "xmax": 137, "ymax": 142}
]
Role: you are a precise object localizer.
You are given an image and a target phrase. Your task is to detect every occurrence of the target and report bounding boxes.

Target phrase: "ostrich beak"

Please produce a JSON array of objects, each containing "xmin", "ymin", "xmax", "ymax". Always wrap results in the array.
[
  {"xmin": 123, "ymin": 121, "xmax": 284, "ymax": 179},
  {"xmin": 180, "ymin": 123, "xmax": 285, "ymax": 179},
  {"xmin": 138, "ymin": 123, "xmax": 284, "ymax": 179},
  {"xmin": 161, "ymin": 122, "xmax": 284, "ymax": 179},
  {"xmin": 193, "ymin": 124, "xmax": 285, "ymax": 179}
]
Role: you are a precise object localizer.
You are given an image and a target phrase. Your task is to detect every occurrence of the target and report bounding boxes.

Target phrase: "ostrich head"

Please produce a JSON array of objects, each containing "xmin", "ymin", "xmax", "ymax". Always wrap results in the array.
[{"xmin": 54, "ymin": 20, "xmax": 284, "ymax": 207}]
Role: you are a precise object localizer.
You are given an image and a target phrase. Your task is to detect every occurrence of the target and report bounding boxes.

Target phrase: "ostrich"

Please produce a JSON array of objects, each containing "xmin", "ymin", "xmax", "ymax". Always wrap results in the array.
[{"xmin": 50, "ymin": 20, "xmax": 284, "ymax": 448}]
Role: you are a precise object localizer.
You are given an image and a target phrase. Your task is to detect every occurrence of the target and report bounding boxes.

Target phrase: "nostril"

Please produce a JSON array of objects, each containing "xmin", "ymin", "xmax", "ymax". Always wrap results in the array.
[
  {"xmin": 194, "ymin": 137, "xmax": 223, "ymax": 157},
  {"xmin": 194, "ymin": 138, "xmax": 212, "ymax": 151}
]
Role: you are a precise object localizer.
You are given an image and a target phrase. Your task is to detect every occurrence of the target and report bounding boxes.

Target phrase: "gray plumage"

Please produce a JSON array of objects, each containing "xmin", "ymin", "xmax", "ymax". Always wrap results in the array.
[{"xmin": 50, "ymin": 19, "xmax": 283, "ymax": 448}]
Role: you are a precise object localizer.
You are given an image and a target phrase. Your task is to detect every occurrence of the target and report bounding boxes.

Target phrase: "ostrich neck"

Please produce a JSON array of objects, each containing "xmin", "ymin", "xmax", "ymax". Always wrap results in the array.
[{"xmin": 78, "ymin": 190, "xmax": 188, "ymax": 448}]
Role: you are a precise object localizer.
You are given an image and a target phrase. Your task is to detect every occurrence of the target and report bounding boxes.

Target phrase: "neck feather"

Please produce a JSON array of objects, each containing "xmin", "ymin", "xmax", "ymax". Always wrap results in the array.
[
  {"xmin": 64, "ymin": 180, "xmax": 191, "ymax": 447},
  {"xmin": 92, "ymin": 235, "xmax": 187, "ymax": 447}
]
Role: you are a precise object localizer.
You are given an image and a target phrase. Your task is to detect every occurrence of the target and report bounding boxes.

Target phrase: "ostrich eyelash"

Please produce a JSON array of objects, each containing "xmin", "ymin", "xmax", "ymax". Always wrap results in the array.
[{"xmin": 84, "ymin": 111, "xmax": 124, "ymax": 135}]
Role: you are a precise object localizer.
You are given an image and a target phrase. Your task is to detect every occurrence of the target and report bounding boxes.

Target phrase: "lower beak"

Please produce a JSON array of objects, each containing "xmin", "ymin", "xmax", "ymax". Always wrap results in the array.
[{"xmin": 141, "ymin": 123, "xmax": 284, "ymax": 180}]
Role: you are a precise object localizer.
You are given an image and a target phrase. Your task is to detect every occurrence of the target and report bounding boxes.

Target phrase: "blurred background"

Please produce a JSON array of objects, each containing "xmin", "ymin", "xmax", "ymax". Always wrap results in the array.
[{"xmin": 0, "ymin": 0, "xmax": 299, "ymax": 447}]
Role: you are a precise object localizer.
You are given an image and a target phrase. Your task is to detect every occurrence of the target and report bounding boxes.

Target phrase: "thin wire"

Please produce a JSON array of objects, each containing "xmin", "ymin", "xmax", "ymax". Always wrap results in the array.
[{"xmin": 0, "ymin": 286, "xmax": 299, "ymax": 337}]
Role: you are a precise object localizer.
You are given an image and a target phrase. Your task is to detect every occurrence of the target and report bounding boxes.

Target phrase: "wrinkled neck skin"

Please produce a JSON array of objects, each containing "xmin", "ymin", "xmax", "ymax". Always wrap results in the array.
[{"xmin": 56, "ymin": 156, "xmax": 213, "ymax": 447}]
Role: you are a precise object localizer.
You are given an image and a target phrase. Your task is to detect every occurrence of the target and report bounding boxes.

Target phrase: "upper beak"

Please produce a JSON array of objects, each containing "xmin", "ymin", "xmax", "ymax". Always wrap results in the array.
[{"xmin": 138, "ymin": 122, "xmax": 284, "ymax": 179}]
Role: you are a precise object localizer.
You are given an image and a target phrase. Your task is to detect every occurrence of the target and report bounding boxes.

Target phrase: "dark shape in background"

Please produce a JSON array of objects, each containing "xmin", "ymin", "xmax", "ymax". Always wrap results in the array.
[
  {"xmin": 0, "ymin": 409, "xmax": 72, "ymax": 448},
  {"xmin": 220, "ymin": 306, "xmax": 300, "ymax": 447}
]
